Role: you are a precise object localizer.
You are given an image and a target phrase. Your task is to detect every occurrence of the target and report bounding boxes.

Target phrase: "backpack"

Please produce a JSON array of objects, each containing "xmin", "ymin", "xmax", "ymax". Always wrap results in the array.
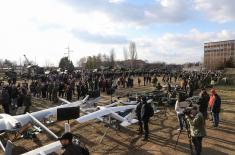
[{"xmin": 148, "ymin": 104, "xmax": 154, "ymax": 117}]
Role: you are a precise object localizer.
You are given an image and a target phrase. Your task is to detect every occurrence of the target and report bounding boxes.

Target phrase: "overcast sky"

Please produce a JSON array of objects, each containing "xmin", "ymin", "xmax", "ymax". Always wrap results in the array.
[{"xmin": 1, "ymin": 0, "xmax": 235, "ymax": 66}]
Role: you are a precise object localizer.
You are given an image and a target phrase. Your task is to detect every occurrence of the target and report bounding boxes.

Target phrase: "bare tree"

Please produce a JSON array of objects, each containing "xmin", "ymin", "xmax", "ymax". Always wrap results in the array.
[
  {"xmin": 110, "ymin": 48, "xmax": 116, "ymax": 68},
  {"xmin": 77, "ymin": 57, "xmax": 87, "ymax": 68},
  {"xmin": 123, "ymin": 47, "xmax": 128, "ymax": 60},
  {"xmin": 129, "ymin": 41, "xmax": 138, "ymax": 68}
]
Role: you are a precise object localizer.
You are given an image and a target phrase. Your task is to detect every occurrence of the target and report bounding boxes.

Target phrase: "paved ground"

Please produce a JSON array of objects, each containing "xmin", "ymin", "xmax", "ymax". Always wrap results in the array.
[{"xmin": 0, "ymin": 78, "xmax": 235, "ymax": 155}]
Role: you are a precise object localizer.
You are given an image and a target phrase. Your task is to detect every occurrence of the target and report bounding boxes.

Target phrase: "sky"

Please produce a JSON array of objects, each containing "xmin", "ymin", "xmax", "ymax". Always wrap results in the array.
[{"xmin": 0, "ymin": 0, "xmax": 235, "ymax": 66}]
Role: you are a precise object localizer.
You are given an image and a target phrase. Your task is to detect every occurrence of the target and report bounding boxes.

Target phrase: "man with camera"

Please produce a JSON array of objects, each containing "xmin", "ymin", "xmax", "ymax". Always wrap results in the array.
[
  {"xmin": 198, "ymin": 89, "xmax": 210, "ymax": 120},
  {"xmin": 186, "ymin": 106, "xmax": 206, "ymax": 155}
]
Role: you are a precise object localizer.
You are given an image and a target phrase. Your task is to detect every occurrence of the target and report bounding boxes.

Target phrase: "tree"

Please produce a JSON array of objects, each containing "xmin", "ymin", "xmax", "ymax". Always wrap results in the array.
[
  {"xmin": 77, "ymin": 57, "xmax": 87, "ymax": 68},
  {"xmin": 123, "ymin": 47, "xmax": 128, "ymax": 60},
  {"xmin": 59, "ymin": 57, "xmax": 74, "ymax": 73},
  {"xmin": 129, "ymin": 41, "xmax": 138, "ymax": 68},
  {"xmin": 85, "ymin": 56, "xmax": 93, "ymax": 69},
  {"xmin": 4, "ymin": 59, "xmax": 14, "ymax": 67},
  {"xmin": 109, "ymin": 48, "xmax": 116, "ymax": 68},
  {"xmin": 224, "ymin": 57, "xmax": 234, "ymax": 68},
  {"xmin": 96, "ymin": 54, "xmax": 102, "ymax": 68},
  {"xmin": 85, "ymin": 55, "xmax": 102, "ymax": 69},
  {"xmin": 101, "ymin": 53, "xmax": 110, "ymax": 67}
]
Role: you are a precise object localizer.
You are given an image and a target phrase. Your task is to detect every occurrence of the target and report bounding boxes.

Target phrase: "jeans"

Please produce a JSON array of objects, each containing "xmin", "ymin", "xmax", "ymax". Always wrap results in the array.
[
  {"xmin": 212, "ymin": 112, "xmax": 219, "ymax": 127},
  {"xmin": 192, "ymin": 136, "xmax": 203, "ymax": 155},
  {"xmin": 143, "ymin": 119, "xmax": 149, "ymax": 139},
  {"xmin": 177, "ymin": 113, "xmax": 184, "ymax": 130},
  {"xmin": 138, "ymin": 117, "xmax": 143, "ymax": 133}
]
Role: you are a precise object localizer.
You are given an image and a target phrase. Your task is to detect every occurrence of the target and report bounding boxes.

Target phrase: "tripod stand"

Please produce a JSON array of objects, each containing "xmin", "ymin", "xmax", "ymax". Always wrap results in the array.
[{"xmin": 174, "ymin": 115, "xmax": 193, "ymax": 155}]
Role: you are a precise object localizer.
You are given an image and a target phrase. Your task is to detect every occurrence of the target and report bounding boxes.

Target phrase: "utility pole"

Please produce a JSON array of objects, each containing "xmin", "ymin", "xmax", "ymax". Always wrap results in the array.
[{"xmin": 65, "ymin": 45, "xmax": 73, "ymax": 60}]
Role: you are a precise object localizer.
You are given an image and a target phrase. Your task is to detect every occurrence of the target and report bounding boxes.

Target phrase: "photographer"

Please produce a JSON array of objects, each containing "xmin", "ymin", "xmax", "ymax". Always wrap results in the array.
[
  {"xmin": 198, "ymin": 89, "xmax": 210, "ymax": 120},
  {"xmin": 186, "ymin": 106, "xmax": 206, "ymax": 155}
]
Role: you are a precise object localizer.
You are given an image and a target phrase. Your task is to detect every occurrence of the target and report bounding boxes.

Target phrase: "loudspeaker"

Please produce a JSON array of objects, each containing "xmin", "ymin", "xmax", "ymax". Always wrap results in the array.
[{"xmin": 57, "ymin": 106, "xmax": 80, "ymax": 121}]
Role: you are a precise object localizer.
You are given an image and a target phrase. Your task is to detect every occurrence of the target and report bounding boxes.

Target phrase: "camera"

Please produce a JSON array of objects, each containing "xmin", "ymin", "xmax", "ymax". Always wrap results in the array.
[{"xmin": 183, "ymin": 107, "xmax": 193, "ymax": 116}]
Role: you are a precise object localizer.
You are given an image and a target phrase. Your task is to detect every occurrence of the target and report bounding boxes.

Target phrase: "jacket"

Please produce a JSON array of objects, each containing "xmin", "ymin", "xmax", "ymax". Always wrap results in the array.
[
  {"xmin": 1, "ymin": 90, "xmax": 10, "ymax": 105},
  {"xmin": 188, "ymin": 112, "xmax": 206, "ymax": 137},
  {"xmin": 62, "ymin": 144, "xmax": 85, "ymax": 155},
  {"xmin": 208, "ymin": 95, "xmax": 215, "ymax": 108},
  {"xmin": 175, "ymin": 100, "xmax": 186, "ymax": 114},
  {"xmin": 212, "ymin": 94, "xmax": 221, "ymax": 113},
  {"xmin": 135, "ymin": 102, "xmax": 142, "ymax": 119},
  {"xmin": 199, "ymin": 92, "xmax": 210, "ymax": 113},
  {"xmin": 141, "ymin": 102, "xmax": 151, "ymax": 121}
]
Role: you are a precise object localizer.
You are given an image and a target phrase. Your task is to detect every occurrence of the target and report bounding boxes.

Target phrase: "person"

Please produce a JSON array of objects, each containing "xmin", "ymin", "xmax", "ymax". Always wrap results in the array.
[
  {"xmin": 23, "ymin": 90, "xmax": 32, "ymax": 114},
  {"xmin": 135, "ymin": 96, "xmax": 143, "ymax": 134},
  {"xmin": 76, "ymin": 82, "xmax": 81, "ymax": 100},
  {"xmin": 143, "ymin": 75, "xmax": 146, "ymax": 86},
  {"xmin": 48, "ymin": 82, "xmax": 54, "ymax": 101},
  {"xmin": 175, "ymin": 94, "xmax": 185, "ymax": 131},
  {"xmin": 167, "ymin": 82, "xmax": 171, "ymax": 93},
  {"xmin": 186, "ymin": 106, "xmax": 206, "ymax": 155},
  {"xmin": 152, "ymin": 76, "xmax": 158, "ymax": 87},
  {"xmin": 208, "ymin": 90, "xmax": 215, "ymax": 121},
  {"xmin": 156, "ymin": 83, "xmax": 162, "ymax": 90},
  {"xmin": 66, "ymin": 84, "xmax": 73, "ymax": 101},
  {"xmin": 141, "ymin": 96, "xmax": 151, "ymax": 141},
  {"xmin": 11, "ymin": 85, "xmax": 18, "ymax": 108},
  {"xmin": 137, "ymin": 77, "xmax": 141, "ymax": 87},
  {"xmin": 198, "ymin": 89, "xmax": 210, "ymax": 120},
  {"xmin": 59, "ymin": 132, "xmax": 89, "ymax": 155},
  {"xmin": 187, "ymin": 81, "xmax": 194, "ymax": 97},
  {"xmin": 52, "ymin": 82, "xmax": 58, "ymax": 103},
  {"xmin": 211, "ymin": 89, "xmax": 221, "ymax": 127},
  {"xmin": 1, "ymin": 87, "xmax": 10, "ymax": 114}
]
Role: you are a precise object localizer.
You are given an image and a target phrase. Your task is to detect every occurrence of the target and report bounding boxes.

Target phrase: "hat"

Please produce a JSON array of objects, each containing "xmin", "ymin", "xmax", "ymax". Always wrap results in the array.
[{"xmin": 59, "ymin": 132, "xmax": 73, "ymax": 141}]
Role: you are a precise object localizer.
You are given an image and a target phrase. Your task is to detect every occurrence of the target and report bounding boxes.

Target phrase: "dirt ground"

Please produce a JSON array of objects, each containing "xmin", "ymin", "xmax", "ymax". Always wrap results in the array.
[{"xmin": 0, "ymin": 78, "xmax": 235, "ymax": 155}]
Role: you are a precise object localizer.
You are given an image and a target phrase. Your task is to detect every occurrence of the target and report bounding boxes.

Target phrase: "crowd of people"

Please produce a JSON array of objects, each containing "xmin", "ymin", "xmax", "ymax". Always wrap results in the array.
[{"xmin": 0, "ymin": 69, "xmax": 223, "ymax": 155}]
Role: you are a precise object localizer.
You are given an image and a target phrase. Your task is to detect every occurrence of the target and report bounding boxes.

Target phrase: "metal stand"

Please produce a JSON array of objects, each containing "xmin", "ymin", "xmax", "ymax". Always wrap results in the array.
[{"xmin": 174, "ymin": 116, "xmax": 193, "ymax": 155}]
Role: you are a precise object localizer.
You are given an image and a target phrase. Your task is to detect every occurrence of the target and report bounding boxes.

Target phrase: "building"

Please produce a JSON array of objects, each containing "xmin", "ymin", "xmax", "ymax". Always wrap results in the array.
[
  {"xmin": 116, "ymin": 59, "xmax": 146, "ymax": 69},
  {"xmin": 204, "ymin": 40, "xmax": 235, "ymax": 70}
]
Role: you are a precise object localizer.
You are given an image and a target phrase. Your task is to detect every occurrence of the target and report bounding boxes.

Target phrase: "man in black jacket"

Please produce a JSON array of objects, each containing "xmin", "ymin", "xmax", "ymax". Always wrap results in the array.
[
  {"xmin": 141, "ymin": 96, "xmax": 151, "ymax": 141},
  {"xmin": 1, "ymin": 87, "xmax": 10, "ymax": 114},
  {"xmin": 59, "ymin": 132, "xmax": 88, "ymax": 155},
  {"xmin": 211, "ymin": 90, "xmax": 221, "ymax": 127},
  {"xmin": 23, "ymin": 91, "xmax": 32, "ymax": 114},
  {"xmin": 198, "ymin": 89, "xmax": 210, "ymax": 120}
]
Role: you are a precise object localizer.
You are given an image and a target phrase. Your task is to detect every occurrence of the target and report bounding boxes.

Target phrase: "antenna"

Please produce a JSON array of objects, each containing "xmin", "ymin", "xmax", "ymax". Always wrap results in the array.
[{"xmin": 65, "ymin": 45, "xmax": 73, "ymax": 60}]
